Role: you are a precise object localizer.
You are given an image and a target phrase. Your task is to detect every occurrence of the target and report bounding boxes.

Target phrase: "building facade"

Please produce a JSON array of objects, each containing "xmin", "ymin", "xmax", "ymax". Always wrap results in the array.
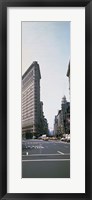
[
  {"xmin": 61, "ymin": 96, "xmax": 70, "ymax": 135},
  {"xmin": 54, "ymin": 96, "xmax": 70, "ymax": 137},
  {"xmin": 54, "ymin": 61, "xmax": 70, "ymax": 138},
  {"xmin": 54, "ymin": 110, "xmax": 62, "ymax": 137},
  {"xmin": 22, "ymin": 61, "xmax": 48, "ymax": 139},
  {"xmin": 39, "ymin": 101, "xmax": 49, "ymax": 136},
  {"xmin": 22, "ymin": 61, "xmax": 41, "ymax": 138},
  {"xmin": 67, "ymin": 61, "xmax": 70, "ymax": 93}
]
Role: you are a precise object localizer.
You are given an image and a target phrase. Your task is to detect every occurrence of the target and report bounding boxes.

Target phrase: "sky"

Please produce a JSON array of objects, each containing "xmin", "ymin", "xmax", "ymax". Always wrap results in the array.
[{"xmin": 22, "ymin": 21, "xmax": 70, "ymax": 131}]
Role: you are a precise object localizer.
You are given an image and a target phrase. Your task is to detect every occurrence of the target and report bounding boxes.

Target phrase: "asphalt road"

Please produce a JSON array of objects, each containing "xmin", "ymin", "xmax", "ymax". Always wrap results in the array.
[{"xmin": 22, "ymin": 139, "xmax": 70, "ymax": 178}]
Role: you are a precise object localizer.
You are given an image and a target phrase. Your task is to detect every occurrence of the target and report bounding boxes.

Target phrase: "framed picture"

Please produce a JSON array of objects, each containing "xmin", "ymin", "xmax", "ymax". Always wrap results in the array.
[{"xmin": 0, "ymin": 0, "xmax": 92, "ymax": 199}]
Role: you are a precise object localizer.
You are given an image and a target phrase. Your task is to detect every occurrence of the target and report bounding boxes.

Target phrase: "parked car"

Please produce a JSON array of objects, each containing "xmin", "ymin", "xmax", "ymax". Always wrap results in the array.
[
  {"xmin": 43, "ymin": 137, "xmax": 49, "ymax": 141},
  {"xmin": 61, "ymin": 138, "xmax": 65, "ymax": 141},
  {"xmin": 67, "ymin": 138, "xmax": 70, "ymax": 143}
]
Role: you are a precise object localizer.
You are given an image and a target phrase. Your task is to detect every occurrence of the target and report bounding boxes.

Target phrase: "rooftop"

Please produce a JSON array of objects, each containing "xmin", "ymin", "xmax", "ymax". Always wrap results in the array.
[{"xmin": 22, "ymin": 61, "xmax": 41, "ymax": 80}]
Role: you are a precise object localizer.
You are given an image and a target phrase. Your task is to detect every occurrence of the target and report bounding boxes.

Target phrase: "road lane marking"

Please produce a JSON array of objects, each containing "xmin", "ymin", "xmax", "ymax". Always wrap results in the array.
[
  {"xmin": 22, "ymin": 159, "xmax": 70, "ymax": 162},
  {"xmin": 57, "ymin": 151, "xmax": 64, "ymax": 155},
  {"xmin": 31, "ymin": 146, "xmax": 44, "ymax": 149}
]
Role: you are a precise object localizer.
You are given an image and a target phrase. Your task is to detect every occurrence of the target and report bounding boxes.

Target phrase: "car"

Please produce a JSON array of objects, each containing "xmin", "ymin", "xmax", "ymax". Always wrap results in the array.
[
  {"xmin": 67, "ymin": 138, "xmax": 70, "ymax": 143},
  {"xmin": 61, "ymin": 138, "xmax": 65, "ymax": 141},
  {"xmin": 43, "ymin": 137, "xmax": 49, "ymax": 141},
  {"xmin": 38, "ymin": 136, "xmax": 43, "ymax": 139},
  {"xmin": 32, "ymin": 136, "xmax": 36, "ymax": 139}
]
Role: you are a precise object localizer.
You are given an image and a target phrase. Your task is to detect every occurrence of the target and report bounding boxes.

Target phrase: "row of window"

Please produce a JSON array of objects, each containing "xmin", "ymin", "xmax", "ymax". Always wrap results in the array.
[
  {"xmin": 22, "ymin": 102, "xmax": 34, "ymax": 110},
  {"xmin": 22, "ymin": 97, "xmax": 39, "ymax": 108},
  {"xmin": 22, "ymin": 92, "xmax": 34, "ymax": 101},
  {"xmin": 22, "ymin": 96, "xmax": 34, "ymax": 106},
  {"xmin": 22, "ymin": 89, "xmax": 34, "ymax": 98},
  {"xmin": 22, "ymin": 81, "xmax": 34, "ymax": 92},
  {"xmin": 22, "ymin": 99, "xmax": 39, "ymax": 107},
  {"xmin": 22, "ymin": 116, "xmax": 34, "ymax": 121},
  {"xmin": 22, "ymin": 115, "xmax": 34, "ymax": 120},
  {"xmin": 22, "ymin": 110, "xmax": 39, "ymax": 118},
  {"xmin": 22, "ymin": 78, "xmax": 39, "ymax": 89},
  {"xmin": 22, "ymin": 102, "xmax": 34, "ymax": 109},
  {"xmin": 22, "ymin": 86, "xmax": 38, "ymax": 95},
  {"xmin": 22, "ymin": 80, "xmax": 34, "ymax": 92},
  {"xmin": 22, "ymin": 70, "xmax": 34, "ymax": 85},
  {"xmin": 22, "ymin": 108, "xmax": 39, "ymax": 114},
  {"xmin": 22, "ymin": 111, "xmax": 34, "ymax": 116},
  {"xmin": 22, "ymin": 87, "xmax": 39, "ymax": 99},
  {"xmin": 22, "ymin": 95, "xmax": 34, "ymax": 103}
]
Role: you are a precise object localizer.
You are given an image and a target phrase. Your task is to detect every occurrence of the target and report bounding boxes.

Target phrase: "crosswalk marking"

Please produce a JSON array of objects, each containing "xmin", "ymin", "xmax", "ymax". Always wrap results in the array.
[
  {"xmin": 31, "ymin": 146, "xmax": 44, "ymax": 149},
  {"xmin": 57, "ymin": 151, "xmax": 64, "ymax": 155}
]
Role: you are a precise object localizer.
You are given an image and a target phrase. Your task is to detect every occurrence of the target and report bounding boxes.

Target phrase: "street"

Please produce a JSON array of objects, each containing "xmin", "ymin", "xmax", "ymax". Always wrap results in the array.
[{"xmin": 22, "ymin": 139, "xmax": 70, "ymax": 178}]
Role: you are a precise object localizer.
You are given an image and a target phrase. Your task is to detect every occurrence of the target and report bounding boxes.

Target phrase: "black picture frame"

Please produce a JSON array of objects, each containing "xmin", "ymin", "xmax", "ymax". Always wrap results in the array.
[{"xmin": 0, "ymin": 0, "xmax": 92, "ymax": 199}]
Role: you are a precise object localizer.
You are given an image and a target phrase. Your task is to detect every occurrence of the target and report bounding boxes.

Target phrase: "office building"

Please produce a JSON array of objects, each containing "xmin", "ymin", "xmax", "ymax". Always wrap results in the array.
[
  {"xmin": 22, "ymin": 61, "xmax": 41, "ymax": 138},
  {"xmin": 54, "ymin": 96, "xmax": 70, "ymax": 136}
]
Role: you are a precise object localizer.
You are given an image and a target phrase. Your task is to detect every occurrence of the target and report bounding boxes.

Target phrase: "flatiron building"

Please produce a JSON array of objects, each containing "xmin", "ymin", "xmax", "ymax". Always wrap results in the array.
[{"xmin": 22, "ymin": 61, "xmax": 41, "ymax": 138}]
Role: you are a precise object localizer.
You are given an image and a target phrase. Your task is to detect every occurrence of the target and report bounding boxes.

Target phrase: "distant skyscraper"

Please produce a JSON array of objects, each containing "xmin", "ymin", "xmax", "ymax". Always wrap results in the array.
[
  {"xmin": 22, "ymin": 61, "xmax": 41, "ymax": 138},
  {"xmin": 61, "ymin": 96, "xmax": 70, "ymax": 135},
  {"xmin": 54, "ymin": 96, "xmax": 70, "ymax": 136}
]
